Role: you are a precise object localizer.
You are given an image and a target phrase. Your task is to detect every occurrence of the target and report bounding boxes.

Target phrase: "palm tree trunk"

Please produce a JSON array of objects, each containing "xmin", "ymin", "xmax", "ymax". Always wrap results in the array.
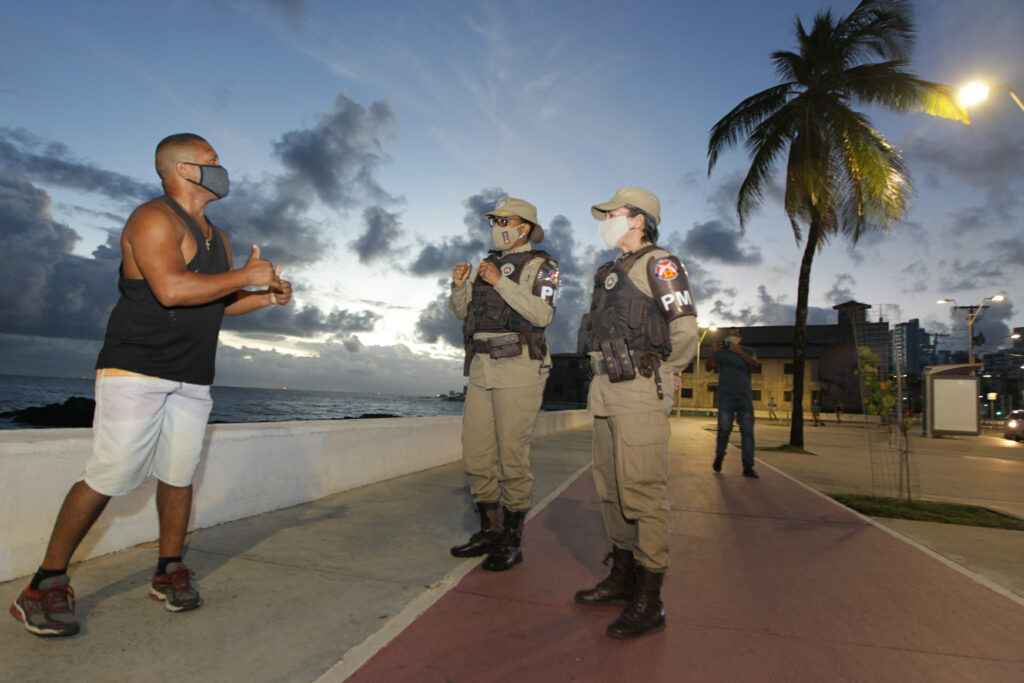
[{"xmin": 788, "ymin": 218, "xmax": 822, "ymax": 448}]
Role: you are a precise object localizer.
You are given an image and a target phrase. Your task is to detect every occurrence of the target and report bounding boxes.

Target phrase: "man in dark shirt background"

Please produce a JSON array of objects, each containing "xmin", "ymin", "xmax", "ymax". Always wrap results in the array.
[{"xmin": 706, "ymin": 327, "xmax": 761, "ymax": 478}]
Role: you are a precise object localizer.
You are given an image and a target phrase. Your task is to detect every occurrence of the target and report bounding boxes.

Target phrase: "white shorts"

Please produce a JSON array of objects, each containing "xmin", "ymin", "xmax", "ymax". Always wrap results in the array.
[{"xmin": 84, "ymin": 369, "xmax": 213, "ymax": 496}]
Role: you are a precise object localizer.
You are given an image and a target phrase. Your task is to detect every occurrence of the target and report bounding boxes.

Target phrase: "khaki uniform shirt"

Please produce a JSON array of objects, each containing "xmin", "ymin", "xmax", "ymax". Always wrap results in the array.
[
  {"xmin": 449, "ymin": 243, "xmax": 554, "ymax": 389},
  {"xmin": 587, "ymin": 245, "xmax": 698, "ymax": 416}
]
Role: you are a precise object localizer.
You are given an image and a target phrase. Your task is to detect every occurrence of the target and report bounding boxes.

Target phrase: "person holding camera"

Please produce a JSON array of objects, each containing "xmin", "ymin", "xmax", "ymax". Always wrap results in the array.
[
  {"xmin": 447, "ymin": 197, "xmax": 558, "ymax": 572},
  {"xmin": 706, "ymin": 327, "xmax": 761, "ymax": 478}
]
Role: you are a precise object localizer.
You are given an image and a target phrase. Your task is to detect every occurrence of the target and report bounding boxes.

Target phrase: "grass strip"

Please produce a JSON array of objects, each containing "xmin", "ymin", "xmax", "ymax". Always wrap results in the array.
[{"xmin": 831, "ymin": 494, "xmax": 1024, "ymax": 531}]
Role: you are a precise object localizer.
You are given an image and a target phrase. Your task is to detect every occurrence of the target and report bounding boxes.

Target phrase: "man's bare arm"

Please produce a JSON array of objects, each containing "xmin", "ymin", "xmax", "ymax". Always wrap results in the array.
[{"xmin": 125, "ymin": 203, "xmax": 275, "ymax": 307}]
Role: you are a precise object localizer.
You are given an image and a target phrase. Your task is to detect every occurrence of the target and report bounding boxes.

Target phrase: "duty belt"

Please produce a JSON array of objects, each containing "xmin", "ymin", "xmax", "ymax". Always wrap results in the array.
[
  {"xmin": 590, "ymin": 350, "xmax": 666, "ymax": 399},
  {"xmin": 472, "ymin": 333, "xmax": 524, "ymax": 359},
  {"xmin": 589, "ymin": 351, "xmax": 643, "ymax": 376}
]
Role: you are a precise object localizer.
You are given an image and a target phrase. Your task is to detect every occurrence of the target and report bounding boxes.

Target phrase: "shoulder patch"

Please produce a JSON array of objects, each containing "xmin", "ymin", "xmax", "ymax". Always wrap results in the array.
[
  {"xmin": 653, "ymin": 258, "xmax": 679, "ymax": 280},
  {"xmin": 532, "ymin": 261, "xmax": 560, "ymax": 306},
  {"xmin": 646, "ymin": 254, "xmax": 696, "ymax": 322}
]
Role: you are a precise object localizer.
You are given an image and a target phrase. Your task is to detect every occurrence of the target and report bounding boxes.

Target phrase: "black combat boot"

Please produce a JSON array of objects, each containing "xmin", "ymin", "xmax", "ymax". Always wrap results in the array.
[
  {"xmin": 481, "ymin": 506, "xmax": 525, "ymax": 571},
  {"xmin": 450, "ymin": 502, "xmax": 503, "ymax": 557},
  {"xmin": 606, "ymin": 564, "xmax": 666, "ymax": 639},
  {"xmin": 574, "ymin": 546, "xmax": 637, "ymax": 606}
]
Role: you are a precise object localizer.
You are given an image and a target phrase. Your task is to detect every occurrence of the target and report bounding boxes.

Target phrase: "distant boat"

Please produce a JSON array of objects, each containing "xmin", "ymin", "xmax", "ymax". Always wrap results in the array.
[{"xmin": 438, "ymin": 389, "xmax": 466, "ymax": 402}]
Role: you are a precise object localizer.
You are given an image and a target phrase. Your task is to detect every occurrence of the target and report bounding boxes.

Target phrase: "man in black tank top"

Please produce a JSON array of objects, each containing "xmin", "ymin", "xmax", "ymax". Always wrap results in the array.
[{"xmin": 11, "ymin": 133, "xmax": 293, "ymax": 638}]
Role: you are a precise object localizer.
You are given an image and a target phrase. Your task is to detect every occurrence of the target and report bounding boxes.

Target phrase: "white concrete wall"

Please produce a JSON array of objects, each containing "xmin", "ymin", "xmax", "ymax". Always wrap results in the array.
[{"xmin": 0, "ymin": 410, "xmax": 590, "ymax": 582}]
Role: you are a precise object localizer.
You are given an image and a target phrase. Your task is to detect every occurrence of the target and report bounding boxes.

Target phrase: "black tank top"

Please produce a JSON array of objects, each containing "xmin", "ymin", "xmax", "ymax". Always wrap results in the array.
[{"xmin": 95, "ymin": 196, "xmax": 231, "ymax": 385}]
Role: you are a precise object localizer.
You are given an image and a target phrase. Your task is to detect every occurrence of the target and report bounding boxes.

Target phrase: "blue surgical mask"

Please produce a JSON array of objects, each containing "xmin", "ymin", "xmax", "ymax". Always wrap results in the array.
[{"xmin": 184, "ymin": 162, "xmax": 230, "ymax": 199}]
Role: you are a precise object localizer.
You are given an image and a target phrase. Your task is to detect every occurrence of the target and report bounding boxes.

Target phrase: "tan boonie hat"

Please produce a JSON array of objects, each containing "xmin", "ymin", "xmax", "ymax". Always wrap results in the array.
[
  {"xmin": 591, "ymin": 187, "xmax": 661, "ymax": 225},
  {"xmin": 484, "ymin": 196, "xmax": 544, "ymax": 243}
]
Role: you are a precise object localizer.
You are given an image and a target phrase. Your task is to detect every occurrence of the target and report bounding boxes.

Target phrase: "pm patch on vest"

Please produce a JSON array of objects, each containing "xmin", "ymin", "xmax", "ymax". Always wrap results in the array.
[{"xmin": 647, "ymin": 254, "xmax": 696, "ymax": 321}]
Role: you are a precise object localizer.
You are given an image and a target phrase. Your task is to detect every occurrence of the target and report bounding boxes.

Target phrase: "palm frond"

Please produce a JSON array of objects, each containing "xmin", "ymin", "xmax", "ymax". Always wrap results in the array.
[
  {"xmin": 840, "ymin": 63, "xmax": 969, "ymax": 121},
  {"xmin": 839, "ymin": 0, "xmax": 915, "ymax": 64},
  {"xmin": 707, "ymin": 83, "xmax": 794, "ymax": 172},
  {"xmin": 735, "ymin": 104, "xmax": 801, "ymax": 228}
]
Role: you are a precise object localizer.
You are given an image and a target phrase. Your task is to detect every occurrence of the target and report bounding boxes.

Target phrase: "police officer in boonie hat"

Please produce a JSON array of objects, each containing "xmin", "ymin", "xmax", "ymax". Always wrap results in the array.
[
  {"xmin": 575, "ymin": 187, "xmax": 699, "ymax": 639},
  {"xmin": 447, "ymin": 196, "xmax": 559, "ymax": 572},
  {"xmin": 485, "ymin": 197, "xmax": 545, "ymax": 244}
]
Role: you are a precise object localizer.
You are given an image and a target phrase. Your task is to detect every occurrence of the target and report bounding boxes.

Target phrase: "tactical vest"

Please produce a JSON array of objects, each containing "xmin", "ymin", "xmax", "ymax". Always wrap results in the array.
[
  {"xmin": 464, "ymin": 249, "xmax": 555, "ymax": 338},
  {"xmin": 462, "ymin": 249, "xmax": 555, "ymax": 374},
  {"xmin": 578, "ymin": 245, "xmax": 672, "ymax": 359}
]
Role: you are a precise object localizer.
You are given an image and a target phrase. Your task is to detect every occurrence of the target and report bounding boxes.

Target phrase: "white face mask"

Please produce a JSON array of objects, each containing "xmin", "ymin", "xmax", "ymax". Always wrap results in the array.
[
  {"xmin": 726, "ymin": 335, "xmax": 741, "ymax": 347},
  {"xmin": 599, "ymin": 215, "xmax": 631, "ymax": 249},
  {"xmin": 491, "ymin": 223, "xmax": 524, "ymax": 250}
]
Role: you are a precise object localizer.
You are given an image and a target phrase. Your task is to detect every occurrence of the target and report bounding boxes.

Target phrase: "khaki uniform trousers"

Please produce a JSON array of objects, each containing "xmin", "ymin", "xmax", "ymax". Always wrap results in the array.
[
  {"xmin": 592, "ymin": 410, "xmax": 671, "ymax": 571},
  {"xmin": 461, "ymin": 381, "xmax": 545, "ymax": 512}
]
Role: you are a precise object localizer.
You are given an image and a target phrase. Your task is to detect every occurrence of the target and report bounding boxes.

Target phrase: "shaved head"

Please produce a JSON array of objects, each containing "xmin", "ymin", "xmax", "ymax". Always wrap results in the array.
[{"xmin": 155, "ymin": 133, "xmax": 210, "ymax": 181}]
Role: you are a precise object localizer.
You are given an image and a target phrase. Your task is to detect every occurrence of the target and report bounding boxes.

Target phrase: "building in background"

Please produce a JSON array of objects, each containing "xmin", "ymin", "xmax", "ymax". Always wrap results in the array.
[
  {"xmin": 979, "ymin": 327, "xmax": 1024, "ymax": 416},
  {"xmin": 677, "ymin": 301, "xmax": 888, "ymax": 417}
]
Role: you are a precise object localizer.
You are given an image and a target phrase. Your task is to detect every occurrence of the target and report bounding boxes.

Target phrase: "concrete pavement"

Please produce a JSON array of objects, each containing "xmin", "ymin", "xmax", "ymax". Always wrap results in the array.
[
  {"xmin": 751, "ymin": 417, "xmax": 1024, "ymax": 598},
  {"xmin": 2, "ymin": 418, "xmax": 1023, "ymax": 681}
]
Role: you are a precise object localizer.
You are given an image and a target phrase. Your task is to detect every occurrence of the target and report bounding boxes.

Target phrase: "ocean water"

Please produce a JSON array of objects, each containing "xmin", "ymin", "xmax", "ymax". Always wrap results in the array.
[{"xmin": 0, "ymin": 374, "xmax": 466, "ymax": 429}]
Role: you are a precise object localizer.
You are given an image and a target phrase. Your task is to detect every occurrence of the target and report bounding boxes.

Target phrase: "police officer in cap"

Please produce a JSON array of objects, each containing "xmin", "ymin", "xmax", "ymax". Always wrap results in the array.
[
  {"xmin": 448, "ymin": 197, "xmax": 559, "ymax": 571},
  {"xmin": 575, "ymin": 187, "xmax": 697, "ymax": 638}
]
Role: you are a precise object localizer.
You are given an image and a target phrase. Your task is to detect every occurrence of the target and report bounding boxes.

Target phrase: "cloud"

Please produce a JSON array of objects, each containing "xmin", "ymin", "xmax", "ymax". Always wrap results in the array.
[
  {"xmin": 0, "ymin": 127, "xmax": 156, "ymax": 204},
  {"xmin": 906, "ymin": 129, "xmax": 1024, "ymax": 223},
  {"xmin": 351, "ymin": 205, "xmax": 402, "ymax": 264},
  {"xmin": 680, "ymin": 220, "xmax": 762, "ymax": 265},
  {"xmin": 212, "ymin": 183, "xmax": 328, "ymax": 267},
  {"xmin": 205, "ymin": 91, "xmax": 404, "ymax": 268},
  {"xmin": 0, "ymin": 174, "xmax": 119, "ymax": 339},
  {"xmin": 825, "ymin": 273, "xmax": 856, "ymax": 305},
  {"xmin": 991, "ymin": 237, "xmax": 1024, "ymax": 270},
  {"xmin": 0, "ymin": 334, "xmax": 103, "ymax": 379},
  {"xmin": 415, "ymin": 279, "xmax": 464, "ymax": 349},
  {"xmin": 212, "ymin": 340, "xmax": 463, "ymax": 395},
  {"xmin": 708, "ymin": 285, "xmax": 836, "ymax": 326},
  {"xmin": 937, "ymin": 257, "xmax": 1006, "ymax": 291},
  {"xmin": 409, "ymin": 188, "xmax": 501, "ymax": 274},
  {"xmin": 535, "ymin": 215, "xmax": 605, "ymax": 354},
  {"xmin": 221, "ymin": 304, "xmax": 379, "ymax": 338},
  {"xmin": 273, "ymin": 93, "xmax": 399, "ymax": 209},
  {"xmin": 943, "ymin": 298, "xmax": 1017, "ymax": 355},
  {"xmin": 900, "ymin": 260, "xmax": 930, "ymax": 293}
]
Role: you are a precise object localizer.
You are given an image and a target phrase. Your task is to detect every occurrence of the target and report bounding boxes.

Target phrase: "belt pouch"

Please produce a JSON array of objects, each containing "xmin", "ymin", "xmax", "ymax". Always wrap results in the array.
[
  {"xmin": 600, "ymin": 336, "xmax": 635, "ymax": 383},
  {"xmin": 487, "ymin": 334, "xmax": 523, "ymax": 359}
]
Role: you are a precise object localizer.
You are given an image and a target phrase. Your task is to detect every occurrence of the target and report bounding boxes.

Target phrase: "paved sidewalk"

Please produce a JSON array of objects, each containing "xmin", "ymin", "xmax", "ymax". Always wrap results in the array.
[
  {"xmin": 3, "ymin": 419, "xmax": 1023, "ymax": 682},
  {"xmin": 752, "ymin": 418, "xmax": 1024, "ymax": 598}
]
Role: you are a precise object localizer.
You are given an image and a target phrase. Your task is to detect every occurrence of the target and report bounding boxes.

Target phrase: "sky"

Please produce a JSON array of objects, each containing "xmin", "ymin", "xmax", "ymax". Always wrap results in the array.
[{"xmin": 1, "ymin": 0, "xmax": 1022, "ymax": 395}]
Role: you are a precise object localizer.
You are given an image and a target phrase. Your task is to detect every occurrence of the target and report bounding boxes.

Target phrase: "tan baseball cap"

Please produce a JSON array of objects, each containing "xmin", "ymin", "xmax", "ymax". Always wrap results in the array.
[
  {"xmin": 591, "ymin": 187, "xmax": 661, "ymax": 225},
  {"xmin": 484, "ymin": 197, "xmax": 544, "ymax": 243}
]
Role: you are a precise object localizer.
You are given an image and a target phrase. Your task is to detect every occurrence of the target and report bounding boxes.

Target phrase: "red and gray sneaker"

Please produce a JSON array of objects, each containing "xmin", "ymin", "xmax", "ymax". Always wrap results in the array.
[
  {"xmin": 149, "ymin": 562, "xmax": 202, "ymax": 612},
  {"xmin": 9, "ymin": 575, "xmax": 80, "ymax": 637}
]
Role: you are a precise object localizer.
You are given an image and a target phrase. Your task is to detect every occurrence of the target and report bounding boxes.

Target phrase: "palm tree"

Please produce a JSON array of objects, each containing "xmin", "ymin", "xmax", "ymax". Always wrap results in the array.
[{"xmin": 707, "ymin": 0, "xmax": 966, "ymax": 448}]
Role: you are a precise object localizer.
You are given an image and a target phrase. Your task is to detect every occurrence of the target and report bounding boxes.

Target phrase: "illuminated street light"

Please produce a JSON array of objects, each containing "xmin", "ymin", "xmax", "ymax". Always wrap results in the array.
[
  {"xmin": 937, "ymin": 294, "xmax": 1008, "ymax": 364},
  {"xmin": 957, "ymin": 81, "xmax": 1024, "ymax": 114}
]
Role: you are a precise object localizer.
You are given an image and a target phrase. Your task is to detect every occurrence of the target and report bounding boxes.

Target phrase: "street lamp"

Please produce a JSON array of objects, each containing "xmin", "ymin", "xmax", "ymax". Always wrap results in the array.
[
  {"xmin": 937, "ymin": 294, "xmax": 1007, "ymax": 364},
  {"xmin": 693, "ymin": 324, "xmax": 717, "ymax": 410},
  {"xmin": 957, "ymin": 81, "xmax": 1024, "ymax": 114}
]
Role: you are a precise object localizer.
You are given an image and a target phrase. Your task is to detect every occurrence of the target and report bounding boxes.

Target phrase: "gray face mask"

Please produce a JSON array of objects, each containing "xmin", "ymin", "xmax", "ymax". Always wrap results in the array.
[{"xmin": 184, "ymin": 162, "xmax": 230, "ymax": 199}]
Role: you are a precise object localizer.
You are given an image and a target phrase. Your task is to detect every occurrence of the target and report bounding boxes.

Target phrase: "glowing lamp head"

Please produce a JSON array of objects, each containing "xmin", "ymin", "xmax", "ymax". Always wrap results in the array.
[{"xmin": 958, "ymin": 81, "xmax": 991, "ymax": 107}]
